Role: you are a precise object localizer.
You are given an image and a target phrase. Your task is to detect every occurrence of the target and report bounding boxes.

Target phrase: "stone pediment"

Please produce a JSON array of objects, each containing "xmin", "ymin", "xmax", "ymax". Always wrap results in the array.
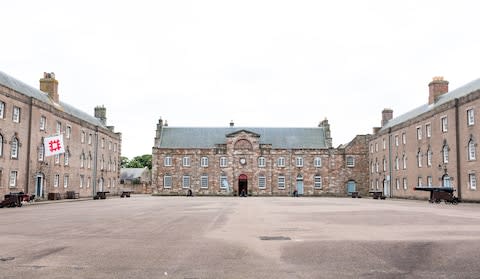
[{"xmin": 225, "ymin": 129, "xmax": 261, "ymax": 138}]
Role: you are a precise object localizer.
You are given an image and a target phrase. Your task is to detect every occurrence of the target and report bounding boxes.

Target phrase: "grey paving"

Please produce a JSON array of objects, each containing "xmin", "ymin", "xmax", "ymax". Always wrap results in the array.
[{"xmin": 1, "ymin": 196, "xmax": 480, "ymax": 279}]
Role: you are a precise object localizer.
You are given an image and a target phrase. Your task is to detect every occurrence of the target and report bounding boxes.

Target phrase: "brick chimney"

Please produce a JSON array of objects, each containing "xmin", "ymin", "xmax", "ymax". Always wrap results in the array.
[
  {"xmin": 381, "ymin": 108, "xmax": 393, "ymax": 126},
  {"xmin": 39, "ymin": 72, "xmax": 59, "ymax": 103},
  {"xmin": 428, "ymin": 76, "xmax": 449, "ymax": 104},
  {"xmin": 94, "ymin": 105, "xmax": 107, "ymax": 125}
]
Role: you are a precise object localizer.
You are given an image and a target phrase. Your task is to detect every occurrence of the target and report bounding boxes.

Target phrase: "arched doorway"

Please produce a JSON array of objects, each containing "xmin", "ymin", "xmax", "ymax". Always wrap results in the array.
[
  {"xmin": 296, "ymin": 174, "xmax": 304, "ymax": 195},
  {"xmin": 238, "ymin": 174, "xmax": 248, "ymax": 196},
  {"xmin": 35, "ymin": 173, "xmax": 44, "ymax": 198}
]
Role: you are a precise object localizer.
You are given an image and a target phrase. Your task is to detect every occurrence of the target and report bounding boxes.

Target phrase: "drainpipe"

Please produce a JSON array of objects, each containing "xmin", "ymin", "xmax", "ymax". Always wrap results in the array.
[
  {"xmin": 388, "ymin": 128, "xmax": 393, "ymax": 197},
  {"xmin": 92, "ymin": 127, "xmax": 99, "ymax": 196},
  {"xmin": 455, "ymin": 98, "xmax": 462, "ymax": 200},
  {"xmin": 25, "ymin": 97, "xmax": 34, "ymax": 194}
]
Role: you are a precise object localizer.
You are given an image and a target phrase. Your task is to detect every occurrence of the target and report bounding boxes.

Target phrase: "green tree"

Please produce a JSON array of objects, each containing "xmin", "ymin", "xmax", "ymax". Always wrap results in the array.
[
  {"xmin": 120, "ymin": 156, "xmax": 130, "ymax": 168},
  {"xmin": 126, "ymin": 154, "xmax": 152, "ymax": 169}
]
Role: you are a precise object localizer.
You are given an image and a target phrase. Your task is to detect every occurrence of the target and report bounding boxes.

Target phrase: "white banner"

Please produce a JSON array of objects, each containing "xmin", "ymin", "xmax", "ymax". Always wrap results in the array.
[{"xmin": 44, "ymin": 134, "xmax": 65, "ymax": 157}]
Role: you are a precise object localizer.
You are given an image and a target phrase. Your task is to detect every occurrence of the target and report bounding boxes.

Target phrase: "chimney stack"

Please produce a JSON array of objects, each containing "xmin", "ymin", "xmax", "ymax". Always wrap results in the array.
[
  {"xmin": 428, "ymin": 76, "xmax": 449, "ymax": 104},
  {"xmin": 229, "ymin": 120, "xmax": 234, "ymax": 127},
  {"xmin": 381, "ymin": 108, "xmax": 393, "ymax": 126},
  {"xmin": 94, "ymin": 105, "xmax": 107, "ymax": 125},
  {"xmin": 39, "ymin": 72, "xmax": 59, "ymax": 103}
]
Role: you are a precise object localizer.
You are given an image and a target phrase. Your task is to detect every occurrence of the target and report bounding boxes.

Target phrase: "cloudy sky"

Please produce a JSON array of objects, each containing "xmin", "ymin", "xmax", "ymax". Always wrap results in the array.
[{"xmin": 2, "ymin": 0, "xmax": 479, "ymax": 159}]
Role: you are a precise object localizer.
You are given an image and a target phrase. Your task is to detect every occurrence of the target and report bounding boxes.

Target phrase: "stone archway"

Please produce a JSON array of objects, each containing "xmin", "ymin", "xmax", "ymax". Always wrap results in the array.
[{"xmin": 238, "ymin": 174, "xmax": 248, "ymax": 196}]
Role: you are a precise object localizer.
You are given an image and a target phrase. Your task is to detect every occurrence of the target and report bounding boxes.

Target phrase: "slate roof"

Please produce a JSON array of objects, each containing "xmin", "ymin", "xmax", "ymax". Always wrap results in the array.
[
  {"xmin": 157, "ymin": 127, "xmax": 328, "ymax": 149},
  {"xmin": 380, "ymin": 78, "xmax": 480, "ymax": 131},
  {"xmin": 120, "ymin": 168, "xmax": 148, "ymax": 180},
  {"xmin": 0, "ymin": 70, "xmax": 106, "ymax": 128}
]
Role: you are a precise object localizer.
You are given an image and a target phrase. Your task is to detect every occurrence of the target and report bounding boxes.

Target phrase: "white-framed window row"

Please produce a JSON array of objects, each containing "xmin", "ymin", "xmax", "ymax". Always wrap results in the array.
[
  {"xmin": 467, "ymin": 108, "xmax": 475, "ymax": 126},
  {"xmin": 469, "ymin": 173, "xmax": 477, "ymax": 190},
  {"xmin": 258, "ymin": 175, "xmax": 266, "ymax": 189},
  {"xmin": 314, "ymin": 175, "xmax": 322, "ymax": 189},
  {"xmin": 220, "ymin": 157, "xmax": 228, "ymax": 168},
  {"xmin": 200, "ymin": 175, "xmax": 209, "ymax": 189},
  {"xmin": 295, "ymin": 156, "xmax": 304, "ymax": 167},
  {"xmin": 277, "ymin": 175, "xmax": 286, "ymax": 189},
  {"xmin": 258, "ymin": 156, "xmax": 266, "ymax": 167},
  {"xmin": 314, "ymin": 157, "xmax": 322, "ymax": 167},
  {"xmin": 441, "ymin": 116, "xmax": 448, "ymax": 132},
  {"xmin": 201, "ymin": 156, "xmax": 209, "ymax": 167},
  {"xmin": 12, "ymin": 106, "xmax": 20, "ymax": 123},
  {"xmin": 182, "ymin": 156, "xmax": 190, "ymax": 167},
  {"xmin": 9, "ymin": 170, "xmax": 17, "ymax": 188},
  {"xmin": 277, "ymin": 157, "xmax": 285, "ymax": 167},
  {"xmin": 163, "ymin": 175, "xmax": 172, "ymax": 188},
  {"xmin": 164, "ymin": 156, "xmax": 173, "ymax": 166}
]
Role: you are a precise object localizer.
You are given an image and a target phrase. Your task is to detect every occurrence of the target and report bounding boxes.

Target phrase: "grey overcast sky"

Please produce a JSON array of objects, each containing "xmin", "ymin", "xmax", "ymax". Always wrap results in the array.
[{"xmin": 2, "ymin": 0, "xmax": 479, "ymax": 159}]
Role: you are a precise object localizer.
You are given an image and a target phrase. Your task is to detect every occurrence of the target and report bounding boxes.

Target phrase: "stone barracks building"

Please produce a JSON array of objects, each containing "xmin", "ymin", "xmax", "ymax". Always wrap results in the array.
[
  {"xmin": 0, "ymin": 71, "xmax": 121, "ymax": 199},
  {"xmin": 152, "ymin": 119, "xmax": 369, "ymax": 196},
  {"xmin": 369, "ymin": 77, "xmax": 480, "ymax": 202}
]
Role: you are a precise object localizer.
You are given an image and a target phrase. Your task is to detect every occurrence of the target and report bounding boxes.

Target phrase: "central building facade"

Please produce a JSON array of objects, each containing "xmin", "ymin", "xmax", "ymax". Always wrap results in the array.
[{"xmin": 152, "ymin": 119, "xmax": 369, "ymax": 196}]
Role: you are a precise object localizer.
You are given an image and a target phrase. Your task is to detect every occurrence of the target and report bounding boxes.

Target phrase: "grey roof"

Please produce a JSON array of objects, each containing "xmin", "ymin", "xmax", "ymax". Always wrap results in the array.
[
  {"xmin": 0, "ymin": 70, "xmax": 106, "ymax": 128},
  {"xmin": 157, "ymin": 127, "xmax": 328, "ymax": 149},
  {"xmin": 120, "ymin": 168, "xmax": 148, "ymax": 180},
  {"xmin": 381, "ymin": 78, "xmax": 480, "ymax": 131}
]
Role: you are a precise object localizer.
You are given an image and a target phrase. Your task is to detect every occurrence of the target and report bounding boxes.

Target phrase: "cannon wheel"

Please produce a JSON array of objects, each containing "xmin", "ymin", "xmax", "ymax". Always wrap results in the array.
[
  {"xmin": 452, "ymin": 198, "xmax": 459, "ymax": 205},
  {"xmin": 435, "ymin": 199, "xmax": 441, "ymax": 204}
]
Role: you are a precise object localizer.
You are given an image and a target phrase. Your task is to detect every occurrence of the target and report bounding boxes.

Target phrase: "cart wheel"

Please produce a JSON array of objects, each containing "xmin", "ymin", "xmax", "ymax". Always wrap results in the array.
[
  {"xmin": 17, "ymin": 203, "xmax": 22, "ymax": 207},
  {"xmin": 452, "ymin": 198, "xmax": 459, "ymax": 205},
  {"xmin": 435, "ymin": 199, "xmax": 441, "ymax": 204}
]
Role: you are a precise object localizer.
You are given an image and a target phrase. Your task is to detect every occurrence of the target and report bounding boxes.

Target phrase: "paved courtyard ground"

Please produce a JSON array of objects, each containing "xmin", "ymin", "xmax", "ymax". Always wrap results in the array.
[{"xmin": 1, "ymin": 196, "xmax": 480, "ymax": 279}]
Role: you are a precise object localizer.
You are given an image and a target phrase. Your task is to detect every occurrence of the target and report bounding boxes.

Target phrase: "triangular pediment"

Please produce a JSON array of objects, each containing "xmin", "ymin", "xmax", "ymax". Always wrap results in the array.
[{"xmin": 226, "ymin": 129, "xmax": 261, "ymax": 138}]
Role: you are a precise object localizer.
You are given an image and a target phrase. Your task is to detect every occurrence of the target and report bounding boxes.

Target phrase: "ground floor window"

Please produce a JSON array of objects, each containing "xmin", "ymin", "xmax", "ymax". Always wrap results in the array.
[
  {"xmin": 469, "ymin": 173, "xmax": 477, "ymax": 190},
  {"xmin": 201, "ymin": 175, "xmax": 209, "ymax": 188},
  {"xmin": 9, "ymin": 171, "xmax": 17, "ymax": 188},
  {"xmin": 314, "ymin": 175, "xmax": 322, "ymax": 189},
  {"xmin": 164, "ymin": 175, "xmax": 172, "ymax": 188},
  {"xmin": 258, "ymin": 175, "xmax": 266, "ymax": 189},
  {"xmin": 278, "ymin": 176, "xmax": 285, "ymax": 189}
]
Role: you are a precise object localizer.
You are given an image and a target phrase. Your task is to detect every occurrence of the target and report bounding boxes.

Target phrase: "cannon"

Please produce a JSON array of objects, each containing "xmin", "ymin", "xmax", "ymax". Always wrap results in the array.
[
  {"xmin": 414, "ymin": 187, "xmax": 459, "ymax": 205},
  {"xmin": 0, "ymin": 192, "xmax": 29, "ymax": 208}
]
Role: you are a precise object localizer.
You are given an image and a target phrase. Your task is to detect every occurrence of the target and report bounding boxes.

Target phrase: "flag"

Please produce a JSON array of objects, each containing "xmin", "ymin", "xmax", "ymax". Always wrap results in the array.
[{"xmin": 44, "ymin": 134, "xmax": 65, "ymax": 157}]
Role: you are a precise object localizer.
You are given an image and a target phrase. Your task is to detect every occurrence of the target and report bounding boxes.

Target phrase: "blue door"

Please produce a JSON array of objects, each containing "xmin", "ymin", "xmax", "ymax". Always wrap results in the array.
[
  {"xmin": 296, "ymin": 180, "xmax": 304, "ymax": 195},
  {"xmin": 347, "ymin": 181, "xmax": 356, "ymax": 195}
]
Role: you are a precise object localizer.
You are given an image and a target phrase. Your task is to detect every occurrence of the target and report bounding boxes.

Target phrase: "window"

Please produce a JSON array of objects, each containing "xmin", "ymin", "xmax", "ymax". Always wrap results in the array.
[
  {"xmin": 114, "ymin": 143, "xmax": 117, "ymax": 152},
  {"xmin": 200, "ymin": 175, "xmax": 209, "ymax": 188},
  {"xmin": 396, "ymin": 179, "xmax": 400, "ymax": 190},
  {"xmin": 11, "ymin": 137, "xmax": 19, "ymax": 159},
  {"xmin": 375, "ymin": 160, "xmax": 379, "ymax": 173},
  {"xmin": 402, "ymin": 154, "xmax": 407, "ymax": 170},
  {"xmin": 182, "ymin": 156, "xmax": 190, "ymax": 167},
  {"xmin": 403, "ymin": 178, "xmax": 407, "ymax": 190},
  {"xmin": 54, "ymin": 174, "xmax": 60, "ymax": 187},
  {"xmin": 427, "ymin": 148, "xmax": 432, "ymax": 167},
  {"xmin": 443, "ymin": 144, "xmax": 449, "ymax": 163},
  {"xmin": 81, "ymin": 131, "xmax": 86, "ymax": 143},
  {"xmin": 383, "ymin": 158, "xmax": 386, "ymax": 172},
  {"xmin": 277, "ymin": 176, "xmax": 285, "ymax": 189},
  {"xmin": 416, "ymin": 127, "xmax": 422, "ymax": 140},
  {"xmin": 164, "ymin": 175, "xmax": 172, "ymax": 188},
  {"xmin": 56, "ymin": 121, "xmax": 62, "ymax": 134},
  {"xmin": 55, "ymin": 154, "xmax": 60, "ymax": 164},
  {"xmin": 87, "ymin": 154, "xmax": 92, "ymax": 169},
  {"xmin": 467, "ymin": 109, "xmax": 475, "ymax": 126},
  {"xmin": 468, "ymin": 139, "xmax": 476, "ymax": 160},
  {"xmin": 0, "ymin": 134, "xmax": 3, "ymax": 157},
  {"xmin": 314, "ymin": 175, "xmax": 322, "ymax": 189},
  {"xmin": 370, "ymin": 144, "xmax": 374, "ymax": 153},
  {"xmin": 277, "ymin": 157, "xmax": 285, "ymax": 167},
  {"xmin": 395, "ymin": 135, "xmax": 399, "ymax": 147},
  {"xmin": 108, "ymin": 141, "xmax": 112, "ymax": 150},
  {"xmin": 80, "ymin": 175, "xmax": 85, "ymax": 188},
  {"xmin": 164, "ymin": 156, "xmax": 173, "ymax": 166},
  {"xmin": 469, "ymin": 173, "xmax": 477, "ymax": 190},
  {"xmin": 402, "ymin": 132, "xmax": 406, "ymax": 145},
  {"xmin": 295, "ymin": 156, "xmax": 304, "ymax": 167},
  {"xmin": 220, "ymin": 157, "xmax": 228, "ymax": 167},
  {"xmin": 314, "ymin": 157, "xmax": 322, "ymax": 167},
  {"xmin": 427, "ymin": 176, "xmax": 433, "ymax": 187},
  {"xmin": 394, "ymin": 156, "xmax": 399, "ymax": 170},
  {"xmin": 443, "ymin": 175, "xmax": 451, "ymax": 188},
  {"xmin": 375, "ymin": 143, "xmax": 378, "ymax": 152},
  {"xmin": 376, "ymin": 179, "xmax": 379, "ymax": 190},
  {"xmin": 9, "ymin": 171, "xmax": 17, "ymax": 188},
  {"xmin": 113, "ymin": 160, "xmax": 117, "ymax": 171},
  {"xmin": 441, "ymin": 116, "xmax": 448, "ymax": 132},
  {"xmin": 258, "ymin": 157, "xmax": 266, "ymax": 167},
  {"xmin": 382, "ymin": 138, "xmax": 386, "ymax": 150},
  {"xmin": 417, "ymin": 177, "xmax": 422, "ymax": 187},
  {"xmin": 12, "ymin": 106, "xmax": 20, "ymax": 123},
  {"xmin": 426, "ymin": 124, "xmax": 431, "ymax": 138},
  {"xmin": 38, "ymin": 145, "xmax": 44, "ymax": 161},
  {"xmin": 417, "ymin": 150, "xmax": 422, "ymax": 167},
  {"xmin": 101, "ymin": 138, "xmax": 105, "ymax": 148},
  {"xmin": 64, "ymin": 175, "xmax": 69, "ymax": 188},
  {"xmin": 80, "ymin": 153, "xmax": 85, "ymax": 168},
  {"xmin": 0, "ymin": 101, "xmax": 4, "ymax": 118},
  {"xmin": 220, "ymin": 175, "xmax": 228, "ymax": 189},
  {"xmin": 87, "ymin": 177, "xmax": 91, "ymax": 188},
  {"xmin": 40, "ymin": 116, "xmax": 46, "ymax": 131},
  {"xmin": 88, "ymin": 134, "xmax": 92, "ymax": 145},
  {"xmin": 64, "ymin": 151, "xmax": 69, "ymax": 166},
  {"xmin": 346, "ymin": 156, "xmax": 355, "ymax": 167},
  {"xmin": 201, "ymin": 157, "xmax": 209, "ymax": 167},
  {"xmin": 182, "ymin": 175, "xmax": 190, "ymax": 188},
  {"xmin": 66, "ymin": 126, "xmax": 72, "ymax": 139},
  {"xmin": 258, "ymin": 175, "xmax": 266, "ymax": 189}
]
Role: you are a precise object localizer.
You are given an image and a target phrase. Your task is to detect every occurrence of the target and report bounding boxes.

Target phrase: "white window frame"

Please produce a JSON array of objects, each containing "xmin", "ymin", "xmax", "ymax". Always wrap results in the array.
[
  {"xmin": 402, "ymin": 132, "xmax": 406, "ymax": 145},
  {"xmin": 54, "ymin": 174, "xmax": 59, "ymax": 187},
  {"xmin": 182, "ymin": 175, "xmax": 190, "ymax": 188},
  {"xmin": 88, "ymin": 133, "xmax": 92, "ymax": 145},
  {"xmin": 182, "ymin": 156, "xmax": 190, "ymax": 167},
  {"xmin": 56, "ymin": 121, "xmax": 62, "ymax": 134},
  {"xmin": 220, "ymin": 157, "xmax": 228, "ymax": 167},
  {"xmin": 9, "ymin": 171, "xmax": 17, "ymax": 188},
  {"xmin": 277, "ymin": 157, "xmax": 285, "ymax": 167},
  {"xmin": 346, "ymin": 156, "xmax": 355, "ymax": 167},
  {"xmin": 467, "ymin": 109, "xmax": 475, "ymax": 126},
  {"xmin": 66, "ymin": 125, "xmax": 72, "ymax": 139},
  {"xmin": 258, "ymin": 175, "xmax": 266, "ymax": 189},
  {"xmin": 11, "ymin": 138, "xmax": 19, "ymax": 159},
  {"xmin": 469, "ymin": 173, "xmax": 477, "ymax": 190},
  {"xmin": 416, "ymin": 126, "xmax": 422, "ymax": 140},
  {"xmin": 87, "ymin": 177, "xmax": 91, "ymax": 188},
  {"xmin": 40, "ymin": 116, "xmax": 46, "ymax": 131},
  {"xmin": 80, "ymin": 175, "xmax": 85, "ymax": 188},
  {"xmin": 200, "ymin": 175, "xmax": 209, "ymax": 189},
  {"xmin": 426, "ymin": 123, "xmax": 432, "ymax": 138},
  {"xmin": 441, "ymin": 116, "xmax": 448, "ymax": 132},
  {"xmin": 81, "ymin": 131, "xmax": 86, "ymax": 143},
  {"xmin": 383, "ymin": 158, "xmax": 387, "ymax": 172},
  {"xmin": 277, "ymin": 176, "xmax": 286, "ymax": 189},
  {"xmin": 443, "ymin": 145, "xmax": 449, "ymax": 163},
  {"xmin": 314, "ymin": 157, "xmax": 322, "ymax": 167},
  {"xmin": 417, "ymin": 151, "xmax": 422, "ymax": 167},
  {"xmin": 427, "ymin": 176, "xmax": 433, "ymax": 187},
  {"xmin": 468, "ymin": 140, "xmax": 476, "ymax": 160},
  {"xmin": 295, "ymin": 156, "xmax": 304, "ymax": 167},
  {"xmin": 394, "ymin": 135, "xmax": 399, "ymax": 146},
  {"xmin": 0, "ymin": 134, "xmax": 3, "ymax": 157},
  {"xmin": 402, "ymin": 154, "xmax": 407, "ymax": 170},
  {"xmin": 382, "ymin": 138, "xmax": 386, "ymax": 150},
  {"xmin": 64, "ymin": 151, "xmax": 69, "ymax": 166},
  {"xmin": 0, "ymin": 101, "xmax": 4, "ymax": 118},
  {"xmin": 163, "ymin": 175, "xmax": 172, "ymax": 188},
  {"xmin": 258, "ymin": 157, "xmax": 266, "ymax": 167},
  {"xmin": 80, "ymin": 154, "xmax": 85, "ymax": 168},
  {"xmin": 164, "ymin": 156, "xmax": 173, "ymax": 166},
  {"xmin": 395, "ymin": 179, "xmax": 400, "ymax": 190},
  {"xmin": 314, "ymin": 175, "xmax": 322, "ymax": 189},
  {"xmin": 395, "ymin": 156, "xmax": 399, "ymax": 170},
  {"xmin": 417, "ymin": 177, "xmax": 422, "ymax": 187},
  {"xmin": 220, "ymin": 175, "xmax": 228, "ymax": 189},
  {"xmin": 403, "ymin": 178, "xmax": 408, "ymax": 190},
  {"xmin": 64, "ymin": 175, "xmax": 69, "ymax": 188},
  {"xmin": 201, "ymin": 157, "xmax": 209, "ymax": 167},
  {"xmin": 54, "ymin": 154, "xmax": 60, "ymax": 164},
  {"xmin": 12, "ymin": 106, "xmax": 20, "ymax": 123},
  {"xmin": 38, "ymin": 145, "xmax": 44, "ymax": 162}
]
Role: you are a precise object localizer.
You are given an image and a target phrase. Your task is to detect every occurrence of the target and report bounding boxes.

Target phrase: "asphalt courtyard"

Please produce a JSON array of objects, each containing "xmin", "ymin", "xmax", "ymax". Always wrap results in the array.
[{"xmin": 1, "ymin": 196, "xmax": 480, "ymax": 279}]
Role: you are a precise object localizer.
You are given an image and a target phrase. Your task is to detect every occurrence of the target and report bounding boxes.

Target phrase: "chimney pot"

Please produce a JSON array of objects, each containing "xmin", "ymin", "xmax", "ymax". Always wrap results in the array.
[
  {"xmin": 39, "ymin": 72, "xmax": 59, "ymax": 103},
  {"xmin": 428, "ymin": 76, "xmax": 449, "ymax": 104}
]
